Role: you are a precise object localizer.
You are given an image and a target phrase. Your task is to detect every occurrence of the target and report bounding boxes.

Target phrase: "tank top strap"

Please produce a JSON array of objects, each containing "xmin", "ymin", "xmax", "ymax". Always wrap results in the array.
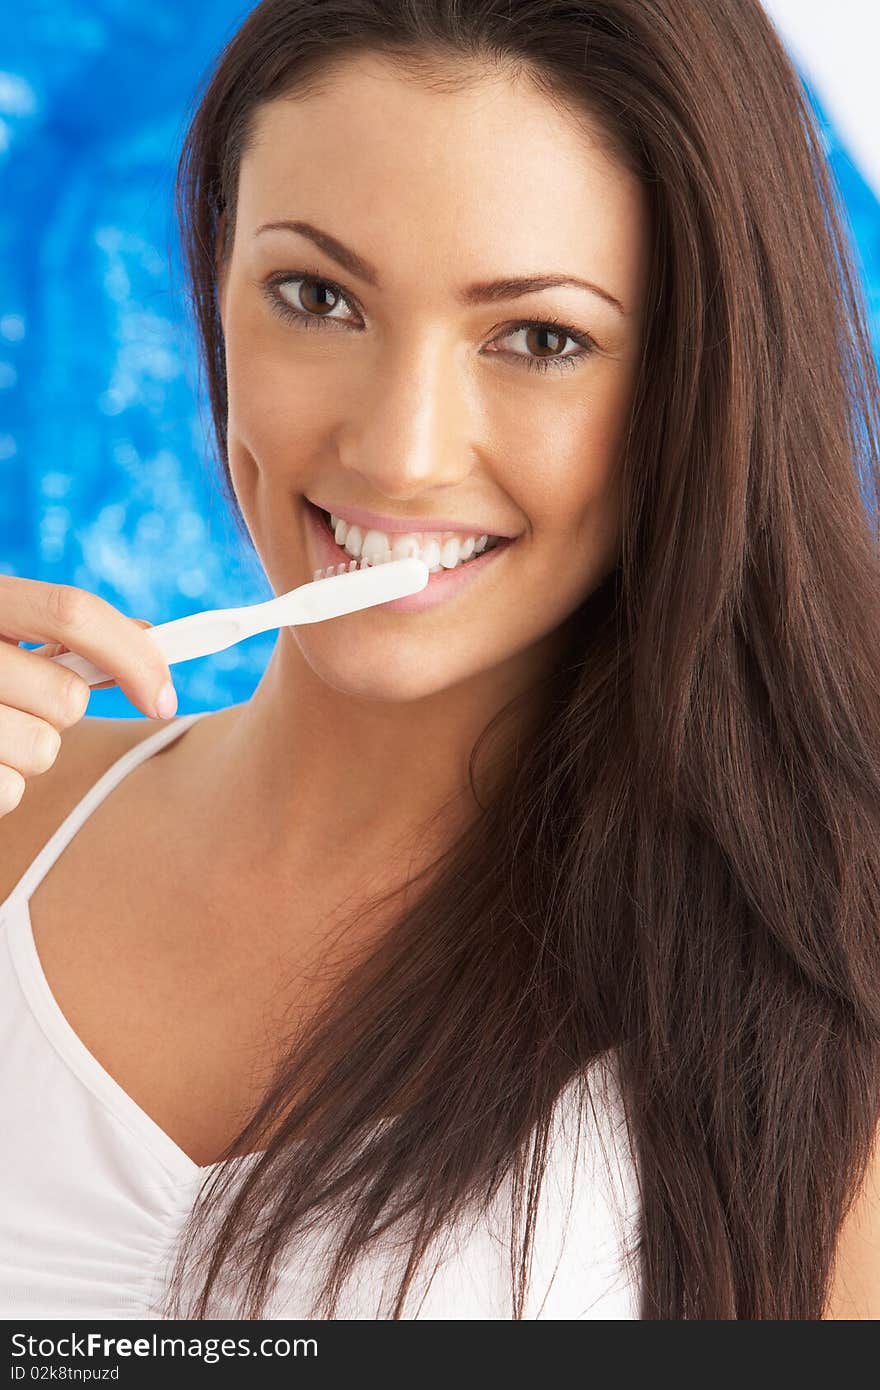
[{"xmin": 5, "ymin": 710, "xmax": 211, "ymax": 910}]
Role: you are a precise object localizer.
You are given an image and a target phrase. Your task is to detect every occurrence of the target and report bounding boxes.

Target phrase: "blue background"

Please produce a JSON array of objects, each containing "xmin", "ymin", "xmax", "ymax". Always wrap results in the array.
[{"xmin": 1, "ymin": 3, "xmax": 878, "ymax": 717}]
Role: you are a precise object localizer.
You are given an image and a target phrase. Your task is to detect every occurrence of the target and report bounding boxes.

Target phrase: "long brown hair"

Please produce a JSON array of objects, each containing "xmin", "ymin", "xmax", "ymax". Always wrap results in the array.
[{"xmin": 163, "ymin": 0, "xmax": 880, "ymax": 1318}]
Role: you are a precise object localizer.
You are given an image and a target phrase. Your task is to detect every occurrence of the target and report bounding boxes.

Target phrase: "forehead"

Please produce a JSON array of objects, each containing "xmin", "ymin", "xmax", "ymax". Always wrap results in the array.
[{"xmin": 238, "ymin": 54, "xmax": 648, "ymax": 305}]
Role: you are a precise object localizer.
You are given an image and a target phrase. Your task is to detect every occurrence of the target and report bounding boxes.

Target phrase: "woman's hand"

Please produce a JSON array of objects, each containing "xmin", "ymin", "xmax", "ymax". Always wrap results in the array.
[{"xmin": 0, "ymin": 577, "xmax": 175, "ymax": 817}]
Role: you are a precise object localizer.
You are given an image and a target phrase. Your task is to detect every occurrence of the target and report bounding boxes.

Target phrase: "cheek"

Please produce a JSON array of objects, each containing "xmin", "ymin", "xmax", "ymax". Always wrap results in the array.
[
  {"xmin": 226, "ymin": 350, "xmax": 331, "ymax": 460},
  {"xmin": 513, "ymin": 381, "xmax": 630, "ymax": 548},
  {"xmin": 223, "ymin": 298, "xmax": 343, "ymax": 470}
]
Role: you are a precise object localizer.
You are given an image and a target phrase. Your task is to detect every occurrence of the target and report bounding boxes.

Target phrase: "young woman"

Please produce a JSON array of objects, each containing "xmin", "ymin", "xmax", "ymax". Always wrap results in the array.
[{"xmin": 1, "ymin": 0, "xmax": 878, "ymax": 1320}]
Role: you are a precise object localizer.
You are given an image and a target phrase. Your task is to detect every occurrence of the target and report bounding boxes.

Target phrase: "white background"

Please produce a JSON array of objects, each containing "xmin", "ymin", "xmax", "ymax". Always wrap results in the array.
[{"xmin": 762, "ymin": 0, "xmax": 880, "ymax": 197}]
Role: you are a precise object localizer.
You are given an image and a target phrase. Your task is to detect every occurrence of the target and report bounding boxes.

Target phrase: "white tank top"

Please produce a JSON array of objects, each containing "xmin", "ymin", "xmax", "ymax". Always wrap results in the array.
[{"xmin": 0, "ymin": 711, "xmax": 643, "ymax": 1319}]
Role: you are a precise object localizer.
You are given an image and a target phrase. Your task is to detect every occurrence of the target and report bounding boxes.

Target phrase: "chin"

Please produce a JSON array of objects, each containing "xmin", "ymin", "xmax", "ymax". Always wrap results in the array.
[{"xmin": 287, "ymin": 626, "xmax": 472, "ymax": 705}]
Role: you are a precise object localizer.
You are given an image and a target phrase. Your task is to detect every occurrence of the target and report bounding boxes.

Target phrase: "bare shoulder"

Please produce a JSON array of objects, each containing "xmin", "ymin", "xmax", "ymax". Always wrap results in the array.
[
  {"xmin": 824, "ymin": 1124, "xmax": 880, "ymax": 1317},
  {"xmin": 0, "ymin": 714, "xmax": 169, "ymax": 906}
]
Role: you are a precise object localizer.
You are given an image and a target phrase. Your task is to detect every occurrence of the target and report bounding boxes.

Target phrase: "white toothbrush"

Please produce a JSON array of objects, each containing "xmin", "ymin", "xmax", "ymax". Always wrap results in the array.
[{"xmin": 48, "ymin": 553, "xmax": 430, "ymax": 688}]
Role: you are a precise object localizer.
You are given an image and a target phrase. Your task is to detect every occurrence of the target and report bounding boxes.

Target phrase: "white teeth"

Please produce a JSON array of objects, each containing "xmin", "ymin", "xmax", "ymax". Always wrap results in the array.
[
  {"xmin": 440, "ymin": 537, "xmax": 462, "ymax": 568},
  {"xmin": 327, "ymin": 512, "xmax": 498, "ymax": 572},
  {"xmin": 420, "ymin": 537, "xmax": 442, "ymax": 570}
]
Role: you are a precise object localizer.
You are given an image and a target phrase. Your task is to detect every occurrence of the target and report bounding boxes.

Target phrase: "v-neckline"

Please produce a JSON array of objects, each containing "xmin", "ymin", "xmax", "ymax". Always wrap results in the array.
[
  {"xmin": 5, "ymin": 889, "xmax": 234, "ymax": 1183},
  {"xmin": 0, "ymin": 710, "xmax": 252, "ymax": 1184}
]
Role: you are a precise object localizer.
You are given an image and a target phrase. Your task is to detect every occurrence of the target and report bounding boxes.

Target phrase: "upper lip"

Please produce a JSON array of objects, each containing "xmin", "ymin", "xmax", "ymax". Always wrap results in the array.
[{"xmin": 308, "ymin": 497, "xmax": 516, "ymax": 539}]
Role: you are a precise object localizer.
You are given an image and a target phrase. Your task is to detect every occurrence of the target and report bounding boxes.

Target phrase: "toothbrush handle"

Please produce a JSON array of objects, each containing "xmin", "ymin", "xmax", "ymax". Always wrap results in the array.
[
  {"xmin": 46, "ymin": 559, "xmax": 429, "ymax": 687},
  {"xmin": 48, "ymin": 650, "xmax": 112, "ymax": 686},
  {"xmin": 48, "ymin": 610, "xmax": 248, "ymax": 688}
]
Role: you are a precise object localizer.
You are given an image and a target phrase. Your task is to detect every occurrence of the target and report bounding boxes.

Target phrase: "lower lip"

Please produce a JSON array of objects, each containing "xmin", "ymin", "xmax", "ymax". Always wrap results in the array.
[{"xmin": 304, "ymin": 500, "xmax": 517, "ymax": 613}]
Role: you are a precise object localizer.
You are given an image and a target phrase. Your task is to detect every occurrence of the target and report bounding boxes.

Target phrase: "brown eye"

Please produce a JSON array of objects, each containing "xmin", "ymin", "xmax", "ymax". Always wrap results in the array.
[
  {"xmin": 262, "ymin": 273, "xmax": 357, "ymax": 330},
  {"xmin": 522, "ymin": 325, "xmax": 568, "ymax": 359},
  {"xmin": 296, "ymin": 279, "xmax": 342, "ymax": 316},
  {"xmin": 491, "ymin": 317, "xmax": 596, "ymax": 374}
]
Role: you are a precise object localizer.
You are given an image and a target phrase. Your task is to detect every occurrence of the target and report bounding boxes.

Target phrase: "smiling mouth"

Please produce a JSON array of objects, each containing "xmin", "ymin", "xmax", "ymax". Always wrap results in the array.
[{"xmin": 315, "ymin": 505, "xmax": 506, "ymax": 566}]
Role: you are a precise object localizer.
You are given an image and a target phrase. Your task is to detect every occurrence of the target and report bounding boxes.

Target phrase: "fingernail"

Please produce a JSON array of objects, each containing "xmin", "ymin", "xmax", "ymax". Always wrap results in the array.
[{"xmin": 154, "ymin": 680, "xmax": 178, "ymax": 720}]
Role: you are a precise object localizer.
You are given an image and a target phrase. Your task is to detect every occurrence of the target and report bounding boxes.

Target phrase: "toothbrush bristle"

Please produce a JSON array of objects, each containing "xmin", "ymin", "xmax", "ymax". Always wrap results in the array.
[{"xmin": 312, "ymin": 548, "xmax": 394, "ymax": 582}]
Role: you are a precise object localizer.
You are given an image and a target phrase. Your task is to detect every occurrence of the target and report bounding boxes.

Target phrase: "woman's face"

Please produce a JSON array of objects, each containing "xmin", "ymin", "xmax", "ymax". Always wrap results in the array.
[{"xmin": 216, "ymin": 53, "xmax": 649, "ymax": 705}]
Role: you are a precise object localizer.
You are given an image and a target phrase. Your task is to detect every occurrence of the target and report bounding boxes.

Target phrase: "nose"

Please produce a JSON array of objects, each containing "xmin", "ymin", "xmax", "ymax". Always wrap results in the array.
[{"xmin": 338, "ymin": 334, "xmax": 477, "ymax": 501}]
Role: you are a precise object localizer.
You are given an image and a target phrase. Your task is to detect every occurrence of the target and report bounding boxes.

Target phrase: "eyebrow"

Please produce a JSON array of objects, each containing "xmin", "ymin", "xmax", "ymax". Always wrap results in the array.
[{"xmin": 253, "ymin": 219, "xmax": 627, "ymax": 316}]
